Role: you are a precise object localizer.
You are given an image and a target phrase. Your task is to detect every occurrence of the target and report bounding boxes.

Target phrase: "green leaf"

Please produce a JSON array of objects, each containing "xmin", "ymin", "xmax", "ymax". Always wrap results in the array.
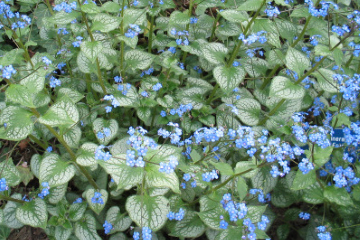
[
  {"xmin": 39, "ymin": 96, "xmax": 79, "ymax": 130},
  {"xmin": 63, "ymin": 126, "xmax": 82, "ymax": 148},
  {"xmin": 91, "ymin": 14, "xmax": 121, "ymax": 32},
  {"xmin": 98, "ymin": 154, "xmax": 144, "ymax": 190},
  {"xmin": 125, "ymin": 195, "xmax": 169, "ymax": 231},
  {"xmin": 219, "ymin": 10, "xmax": 248, "ymax": 22},
  {"xmin": 6, "ymin": 85, "xmax": 36, "ymax": 108},
  {"xmin": 81, "ymin": 2, "xmax": 100, "ymax": 13},
  {"xmin": 137, "ymin": 107, "xmax": 151, "ymax": 123},
  {"xmin": 39, "ymin": 154, "xmax": 76, "ymax": 187},
  {"xmin": 68, "ymin": 202, "xmax": 87, "ymax": 222},
  {"xmin": 74, "ymin": 214, "xmax": 102, "ymax": 240},
  {"xmin": 48, "ymin": 184, "xmax": 67, "ymax": 204},
  {"xmin": 235, "ymin": 161, "xmax": 258, "ymax": 178},
  {"xmin": 302, "ymin": 182, "xmax": 324, "ymax": 204},
  {"xmin": 0, "ymin": 159, "xmax": 21, "ymax": 186},
  {"xmin": 247, "ymin": 205, "xmax": 267, "ymax": 222},
  {"xmin": 277, "ymin": 224, "xmax": 290, "ymax": 240},
  {"xmin": 80, "ymin": 41, "xmax": 103, "ymax": 63},
  {"xmin": 285, "ymin": 47, "xmax": 311, "ymax": 76},
  {"xmin": 55, "ymin": 226, "xmax": 72, "ymax": 240},
  {"xmin": 217, "ymin": 226, "xmax": 242, "ymax": 240},
  {"xmin": 123, "ymin": 9, "xmax": 147, "ymax": 28},
  {"xmin": 77, "ymin": 51, "xmax": 95, "ymax": 74},
  {"xmin": 213, "ymin": 66, "xmax": 246, "ymax": 92},
  {"xmin": 58, "ymin": 88, "xmax": 84, "ymax": 104},
  {"xmin": 171, "ymin": 211, "xmax": 206, "ymax": 238},
  {"xmin": 169, "ymin": 11, "xmax": 190, "ymax": 25},
  {"xmin": 237, "ymin": 177, "xmax": 248, "ymax": 201},
  {"xmin": 198, "ymin": 196, "xmax": 226, "ymax": 230},
  {"xmin": 105, "ymin": 206, "xmax": 132, "ymax": 233},
  {"xmin": 76, "ymin": 142, "xmax": 98, "ymax": 167},
  {"xmin": 201, "ymin": 43, "xmax": 228, "ymax": 65},
  {"xmin": 112, "ymin": 85, "xmax": 140, "ymax": 107},
  {"xmin": 324, "ymin": 185, "xmax": 353, "ymax": 206},
  {"xmin": 235, "ymin": 98, "xmax": 261, "ymax": 126},
  {"xmin": 237, "ymin": 0, "xmax": 263, "ymax": 11},
  {"xmin": 210, "ymin": 161, "xmax": 233, "ymax": 176},
  {"xmin": 101, "ymin": 2, "xmax": 121, "ymax": 12},
  {"xmin": 251, "ymin": 166, "xmax": 278, "ymax": 194},
  {"xmin": 124, "ymin": 50, "xmax": 155, "ymax": 70},
  {"xmin": 291, "ymin": 169, "xmax": 316, "ymax": 191},
  {"xmin": 49, "ymin": 11, "xmax": 80, "ymax": 25},
  {"xmin": 3, "ymin": 194, "xmax": 23, "ymax": 229},
  {"xmin": 15, "ymin": 198, "xmax": 47, "ymax": 229},
  {"xmin": 16, "ymin": 165, "xmax": 34, "ymax": 186},
  {"xmin": 0, "ymin": 225, "xmax": 11, "ymax": 240},
  {"xmin": 145, "ymin": 163, "xmax": 180, "ymax": 194},
  {"xmin": 0, "ymin": 106, "xmax": 34, "ymax": 141},
  {"xmin": 269, "ymin": 76, "xmax": 305, "ymax": 99},
  {"xmin": 313, "ymin": 145, "xmax": 333, "ymax": 168},
  {"xmin": 93, "ymin": 118, "xmax": 118, "ymax": 145},
  {"xmin": 84, "ymin": 189, "xmax": 108, "ymax": 215},
  {"xmin": 313, "ymin": 68, "xmax": 339, "ymax": 93},
  {"xmin": 0, "ymin": 49, "xmax": 24, "ymax": 66},
  {"xmin": 190, "ymin": 149, "xmax": 201, "ymax": 162},
  {"xmin": 20, "ymin": 69, "xmax": 46, "ymax": 93}
]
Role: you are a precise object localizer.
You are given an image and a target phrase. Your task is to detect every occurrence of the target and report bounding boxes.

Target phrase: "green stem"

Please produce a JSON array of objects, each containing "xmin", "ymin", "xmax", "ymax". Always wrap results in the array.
[
  {"xmin": 29, "ymin": 134, "xmax": 47, "ymax": 150},
  {"xmin": 205, "ymin": 84, "xmax": 219, "ymax": 105},
  {"xmin": 148, "ymin": 15, "xmax": 154, "ymax": 53},
  {"xmin": 209, "ymin": 14, "xmax": 221, "ymax": 42},
  {"xmin": 30, "ymin": 109, "xmax": 99, "ymax": 190},
  {"xmin": 0, "ymin": 195, "xmax": 25, "ymax": 204},
  {"xmin": 120, "ymin": 0, "xmax": 126, "ymax": 76}
]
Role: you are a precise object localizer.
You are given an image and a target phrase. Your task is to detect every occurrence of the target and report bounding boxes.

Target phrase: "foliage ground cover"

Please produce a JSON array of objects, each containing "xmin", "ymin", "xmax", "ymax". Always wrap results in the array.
[{"xmin": 0, "ymin": 0, "xmax": 360, "ymax": 239}]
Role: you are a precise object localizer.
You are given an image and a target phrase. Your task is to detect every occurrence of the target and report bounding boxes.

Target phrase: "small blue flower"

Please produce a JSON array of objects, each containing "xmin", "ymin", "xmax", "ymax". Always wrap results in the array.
[
  {"xmin": 46, "ymin": 146, "xmax": 53, "ymax": 152},
  {"xmin": 103, "ymin": 220, "xmax": 113, "ymax": 234}
]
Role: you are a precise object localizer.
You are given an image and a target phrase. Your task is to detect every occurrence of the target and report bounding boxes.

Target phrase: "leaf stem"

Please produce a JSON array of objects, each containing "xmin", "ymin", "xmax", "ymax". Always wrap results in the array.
[{"xmin": 0, "ymin": 194, "xmax": 25, "ymax": 204}]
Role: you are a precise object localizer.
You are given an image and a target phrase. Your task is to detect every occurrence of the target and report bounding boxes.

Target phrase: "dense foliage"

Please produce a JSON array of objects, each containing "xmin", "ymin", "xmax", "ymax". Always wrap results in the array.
[{"xmin": 0, "ymin": 0, "xmax": 359, "ymax": 239}]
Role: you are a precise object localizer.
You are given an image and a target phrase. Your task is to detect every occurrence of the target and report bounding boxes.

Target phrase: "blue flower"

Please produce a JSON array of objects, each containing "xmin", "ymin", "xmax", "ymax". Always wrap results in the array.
[
  {"xmin": 0, "ymin": 178, "xmax": 8, "ymax": 192},
  {"xmin": 103, "ymin": 221, "xmax": 113, "ymax": 234},
  {"xmin": 299, "ymin": 212, "xmax": 310, "ymax": 220}
]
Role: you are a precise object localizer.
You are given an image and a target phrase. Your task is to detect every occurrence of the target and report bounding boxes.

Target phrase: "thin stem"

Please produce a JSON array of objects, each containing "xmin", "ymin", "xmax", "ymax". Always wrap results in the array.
[
  {"xmin": 29, "ymin": 134, "xmax": 47, "ymax": 150},
  {"xmin": 30, "ymin": 108, "xmax": 100, "ymax": 189},
  {"xmin": 148, "ymin": 15, "xmax": 154, "ymax": 53},
  {"xmin": 120, "ymin": 0, "xmax": 126, "ymax": 76},
  {"xmin": 0, "ymin": 195, "xmax": 25, "ymax": 204},
  {"xmin": 209, "ymin": 14, "xmax": 221, "ymax": 42}
]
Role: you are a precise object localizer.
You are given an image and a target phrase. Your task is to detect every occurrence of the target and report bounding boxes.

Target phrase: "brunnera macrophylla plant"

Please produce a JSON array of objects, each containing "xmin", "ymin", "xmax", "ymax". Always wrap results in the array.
[{"xmin": 0, "ymin": 0, "xmax": 359, "ymax": 239}]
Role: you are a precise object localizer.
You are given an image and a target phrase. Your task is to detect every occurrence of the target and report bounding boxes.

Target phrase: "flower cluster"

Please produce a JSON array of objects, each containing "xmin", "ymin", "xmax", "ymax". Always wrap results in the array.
[
  {"xmin": 72, "ymin": 36, "xmax": 83, "ymax": 47},
  {"xmin": 249, "ymin": 189, "xmax": 271, "ymax": 203},
  {"xmin": 126, "ymin": 127, "xmax": 157, "ymax": 167},
  {"xmin": 96, "ymin": 127, "xmax": 111, "ymax": 139},
  {"xmin": 202, "ymin": 169, "xmax": 219, "ymax": 182},
  {"xmin": 73, "ymin": 198, "xmax": 83, "ymax": 204},
  {"xmin": 0, "ymin": 65, "xmax": 16, "ymax": 79},
  {"xmin": 0, "ymin": 178, "xmax": 8, "ymax": 192},
  {"xmin": 140, "ymin": 67, "xmax": 154, "ymax": 77},
  {"xmin": 133, "ymin": 227, "xmax": 152, "ymax": 240},
  {"xmin": 0, "ymin": 2, "xmax": 31, "ymax": 30},
  {"xmin": 103, "ymin": 220, "xmax": 113, "ymax": 234},
  {"xmin": 159, "ymin": 155, "xmax": 179, "ymax": 174},
  {"xmin": 221, "ymin": 193, "xmax": 248, "ymax": 222},
  {"xmin": 331, "ymin": 24, "xmax": 350, "ymax": 37},
  {"xmin": 118, "ymin": 83, "xmax": 132, "ymax": 95},
  {"xmin": 305, "ymin": 0, "xmax": 338, "ymax": 17},
  {"xmin": 91, "ymin": 192, "xmax": 104, "ymax": 204},
  {"xmin": 158, "ymin": 122, "xmax": 183, "ymax": 145},
  {"xmin": 125, "ymin": 24, "xmax": 141, "ymax": 38},
  {"xmin": 152, "ymin": 83, "xmax": 162, "ymax": 91},
  {"xmin": 38, "ymin": 182, "xmax": 50, "ymax": 199},
  {"xmin": 333, "ymin": 73, "xmax": 360, "ymax": 102},
  {"xmin": 317, "ymin": 226, "xmax": 332, "ymax": 240},
  {"xmin": 49, "ymin": 76, "xmax": 61, "ymax": 88},
  {"xmin": 264, "ymin": 2, "xmax": 280, "ymax": 18},
  {"xmin": 299, "ymin": 212, "xmax": 310, "ymax": 220},
  {"xmin": 103, "ymin": 95, "xmax": 121, "ymax": 113},
  {"xmin": 53, "ymin": 1, "xmax": 77, "ymax": 13},
  {"xmin": 238, "ymin": 31, "xmax": 267, "ymax": 45},
  {"xmin": 171, "ymin": 29, "xmax": 190, "ymax": 46},
  {"xmin": 94, "ymin": 145, "xmax": 112, "ymax": 161},
  {"xmin": 168, "ymin": 104, "xmax": 193, "ymax": 118},
  {"xmin": 333, "ymin": 166, "xmax": 360, "ymax": 189},
  {"xmin": 167, "ymin": 208, "xmax": 185, "ymax": 221},
  {"xmin": 298, "ymin": 158, "xmax": 314, "ymax": 174}
]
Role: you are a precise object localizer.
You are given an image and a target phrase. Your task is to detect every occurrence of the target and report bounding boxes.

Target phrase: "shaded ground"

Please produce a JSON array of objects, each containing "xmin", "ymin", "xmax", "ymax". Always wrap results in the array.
[{"xmin": 8, "ymin": 226, "xmax": 48, "ymax": 240}]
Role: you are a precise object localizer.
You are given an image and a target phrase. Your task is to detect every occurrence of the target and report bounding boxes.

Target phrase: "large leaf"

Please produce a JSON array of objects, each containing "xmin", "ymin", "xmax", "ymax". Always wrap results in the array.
[
  {"xmin": 213, "ymin": 66, "xmax": 246, "ymax": 92},
  {"xmin": 74, "ymin": 214, "xmax": 102, "ymax": 240},
  {"xmin": 63, "ymin": 126, "xmax": 82, "ymax": 148},
  {"xmin": 84, "ymin": 189, "xmax": 108, "ymax": 215},
  {"xmin": 39, "ymin": 96, "xmax": 79, "ymax": 130},
  {"xmin": 171, "ymin": 211, "xmax": 206, "ymax": 238},
  {"xmin": 48, "ymin": 184, "xmax": 67, "ymax": 204},
  {"xmin": 39, "ymin": 154, "xmax": 76, "ymax": 187},
  {"xmin": 105, "ymin": 206, "xmax": 132, "ymax": 233},
  {"xmin": 124, "ymin": 50, "xmax": 154, "ymax": 70},
  {"xmin": 235, "ymin": 98, "xmax": 261, "ymax": 126},
  {"xmin": 0, "ymin": 106, "xmax": 34, "ymax": 141},
  {"xmin": 98, "ymin": 154, "xmax": 144, "ymax": 190},
  {"xmin": 91, "ymin": 14, "xmax": 121, "ymax": 32},
  {"xmin": 313, "ymin": 68, "xmax": 339, "ymax": 93},
  {"xmin": 324, "ymin": 186, "xmax": 353, "ymax": 206},
  {"xmin": 291, "ymin": 169, "xmax": 316, "ymax": 191},
  {"xmin": 15, "ymin": 198, "xmax": 47, "ymax": 229},
  {"xmin": 80, "ymin": 41, "xmax": 103, "ymax": 63},
  {"xmin": 76, "ymin": 142, "xmax": 98, "ymax": 167},
  {"xmin": 269, "ymin": 76, "xmax": 305, "ymax": 99},
  {"xmin": 145, "ymin": 163, "xmax": 180, "ymax": 194},
  {"xmin": 3, "ymin": 194, "xmax": 23, "ymax": 229},
  {"xmin": 219, "ymin": 9, "xmax": 248, "ymax": 22},
  {"xmin": 93, "ymin": 118, "xmax": 118, "ymax": 145},
  {"xmin": 5, "ymin": 84, "xmax": 36, "ymax": 108},
  {"xmin": 0, "ymin": 159, "xmax": 21, "ymax": 186},
  {"xmin": 285, "ymin": 47, "xmax": 311, "ymax": 76},
  {"xmin": 126, "ymin": 195, "xmax": 169, "ymax": 231},
  {"xmin": 201, "ymin": 43, "xmax": 228, "ymax": 65}
]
